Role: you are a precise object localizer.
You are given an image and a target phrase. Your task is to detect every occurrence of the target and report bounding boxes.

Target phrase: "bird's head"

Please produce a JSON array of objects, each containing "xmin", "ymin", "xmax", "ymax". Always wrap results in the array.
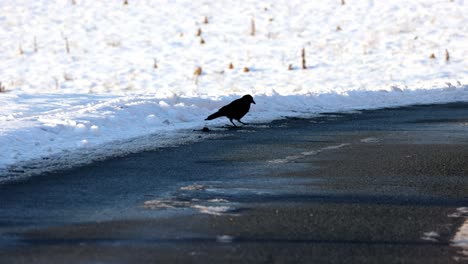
[{"xmin": 243, "ymin": 94, "xmax": 256, "ymax": 104}]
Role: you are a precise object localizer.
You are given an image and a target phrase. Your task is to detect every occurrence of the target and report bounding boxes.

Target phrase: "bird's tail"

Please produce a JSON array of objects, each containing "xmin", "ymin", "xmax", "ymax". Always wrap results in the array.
[{"xmin": 205, "ymin": 111, "xmax": 222, "ymax": 120}]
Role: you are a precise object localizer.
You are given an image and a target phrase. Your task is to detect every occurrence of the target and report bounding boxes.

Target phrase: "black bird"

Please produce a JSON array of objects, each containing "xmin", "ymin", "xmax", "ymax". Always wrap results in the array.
[{"xmin": 205, "ymin": 94, "xmax": 256, "ymax": 127}]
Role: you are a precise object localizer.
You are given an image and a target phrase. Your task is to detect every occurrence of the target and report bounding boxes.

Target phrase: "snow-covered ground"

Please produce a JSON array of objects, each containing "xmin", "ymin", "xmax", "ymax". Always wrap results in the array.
[{"xmin": 1, "ymin": 0, "xmax": 467, "ymax": 181}]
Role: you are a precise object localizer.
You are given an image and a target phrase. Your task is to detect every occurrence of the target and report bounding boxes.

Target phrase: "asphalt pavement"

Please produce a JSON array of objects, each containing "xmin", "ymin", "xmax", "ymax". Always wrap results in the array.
[{"xmin": 1, "ymin": 102, "xmax": 468, "ymax": 263}]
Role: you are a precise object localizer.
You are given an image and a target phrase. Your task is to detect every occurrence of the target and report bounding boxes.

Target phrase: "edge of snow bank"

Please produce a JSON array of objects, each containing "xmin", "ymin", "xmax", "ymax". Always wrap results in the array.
[{"xmin": 1, "ymin": 85, "xmax": 468, "ymax": 183}]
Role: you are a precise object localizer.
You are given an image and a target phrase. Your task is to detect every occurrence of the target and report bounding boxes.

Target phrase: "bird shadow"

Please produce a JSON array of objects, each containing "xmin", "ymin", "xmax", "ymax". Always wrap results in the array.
[{"xmin": 215, "ymin": 125, "xmax": 244, "ymax": 130}]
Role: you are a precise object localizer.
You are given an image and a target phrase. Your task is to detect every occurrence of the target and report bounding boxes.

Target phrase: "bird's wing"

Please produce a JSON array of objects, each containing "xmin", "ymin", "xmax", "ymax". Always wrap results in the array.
[{"xmin": 217, "ymin": 98, "xmax": 240, "ymax": 114}]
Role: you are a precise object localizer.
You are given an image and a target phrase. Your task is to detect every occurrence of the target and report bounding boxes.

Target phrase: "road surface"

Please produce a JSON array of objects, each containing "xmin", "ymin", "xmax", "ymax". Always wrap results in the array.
[{"xmin": 1, "ymin": 103, "xmax": 468, "ymax": 263}]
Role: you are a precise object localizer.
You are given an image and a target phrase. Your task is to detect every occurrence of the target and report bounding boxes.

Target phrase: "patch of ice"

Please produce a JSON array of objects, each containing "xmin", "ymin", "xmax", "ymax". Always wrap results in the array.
[
  {"xmin": 268, "ymin": 155, "xmax": 302, "ymax": 164},
  {"xmin": 421, "ymin": 231, "xmax": 440, "ymax": 242},
  {"xmin": 301, "ymin": 150, "xmax": 319, "ymax": 156},
  {"xmin": 142, "ymin": 199, "xmax": 191, "ymax": 210},
  {"xmin": 216, "ymin": 235, "xmax": 234, "ymax": 243},
  {"xmin": 321, "ymin": 144, "xmax": 350, "ymax": 150},
  {"xmin": 207, "ymin": 198, "xmax": 229, "ymax": 203},
  {"xmin": 449, "ymin": 207, "xmax": 468, "ymax": 218},
  {"xmin": 143, "ymin": 195, "xmax": 236, "ymax": 216},
  {"xmin": 268, "ymin": 143, "xmax": 349, "ymax": 164},
  {"xmin": 180, "ymin": 184, "xmax": 205, "ymax": 191},
  {"xmin": 191, "ymin": 205, "xmax": 235, "ymax": 216},
  {"xmin": 360, "ymin": 137, "xmax": 380, "ymax": 143}
]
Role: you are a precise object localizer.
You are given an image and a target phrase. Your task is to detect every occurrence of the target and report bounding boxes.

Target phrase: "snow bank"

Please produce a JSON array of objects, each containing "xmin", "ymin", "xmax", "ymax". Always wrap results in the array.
[{"xmin": 0, "ymin": 0, "xmax": 467, "ymax": 181}]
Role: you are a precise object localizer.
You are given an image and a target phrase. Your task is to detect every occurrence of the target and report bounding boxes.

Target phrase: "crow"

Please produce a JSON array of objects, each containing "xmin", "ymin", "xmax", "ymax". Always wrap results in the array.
[{"xmin": 205, "ymin": 94, "xmax": 256, "ymax": 127}]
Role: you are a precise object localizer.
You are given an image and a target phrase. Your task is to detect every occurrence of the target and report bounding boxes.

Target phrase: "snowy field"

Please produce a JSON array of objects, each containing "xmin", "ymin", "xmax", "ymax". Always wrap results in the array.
[{"xmin": 0, "ymin": 0, "xmax": 467, "ymax": 181}]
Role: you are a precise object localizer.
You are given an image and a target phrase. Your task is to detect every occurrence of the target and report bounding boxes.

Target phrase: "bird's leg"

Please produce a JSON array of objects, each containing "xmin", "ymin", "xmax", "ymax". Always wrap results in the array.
[
  {"xmin": 237, "ymin": 120, "xmax": 247, "ymax": 125},
  {"xmin": 229, "ymin": 119, "xmax": 238, "ymax": 127}
]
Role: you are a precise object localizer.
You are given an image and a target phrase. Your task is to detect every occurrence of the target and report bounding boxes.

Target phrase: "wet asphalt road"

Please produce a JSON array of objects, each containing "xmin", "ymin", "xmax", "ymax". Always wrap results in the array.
[{"xmin": 1, "ymin": 103, "xmax": 468, "ymax": 263}]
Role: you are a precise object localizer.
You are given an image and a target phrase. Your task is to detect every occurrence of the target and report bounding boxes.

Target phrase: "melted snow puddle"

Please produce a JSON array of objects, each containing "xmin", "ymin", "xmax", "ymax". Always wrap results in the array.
[
  {"xmin": 143, "ymin": 197, "xmax": 238, "ymax": 216},
  {"xmin": 268, "ymin": 143, "xmax": 350, "ymax": 164},
  {"xmin": 450, "ymin": 207, "xmax": 468, "ymax": 261},
  {"xmin": 144, "ymin": 183, "xmax": 239, "ymax": 216}
]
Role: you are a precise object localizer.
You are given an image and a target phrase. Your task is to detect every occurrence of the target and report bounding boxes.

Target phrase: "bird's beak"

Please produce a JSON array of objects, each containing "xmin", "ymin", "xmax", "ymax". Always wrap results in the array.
[{"xmin": 252, "ymin": 99, "xmax": 256, "ymax": 104}]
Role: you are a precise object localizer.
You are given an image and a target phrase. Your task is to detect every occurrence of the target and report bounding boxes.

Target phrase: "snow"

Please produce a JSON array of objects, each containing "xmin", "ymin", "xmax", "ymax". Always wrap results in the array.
[
  {"xmin": 1, "ymin": 0, "xmax": 468, "ymax": 182},
  {"xmin": 450, "ymin": 207, "xmax": 468, "ymax": 259}
]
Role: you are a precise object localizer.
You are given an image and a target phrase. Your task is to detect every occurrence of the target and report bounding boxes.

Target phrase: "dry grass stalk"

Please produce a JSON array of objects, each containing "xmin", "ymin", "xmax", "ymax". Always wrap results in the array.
[
  {"xmin": 196, "ymin": 28, "xmax": 202, "ymax": 36},
  {"xmin": 193, "ymin": 66, "xmax": 202, "ymax": 85},
  {"xmin": 153, "ymin": 58, "xmax": 158, "ymax": 69},
  {"xmin": 336, "ymin": 25, "xmax": 342, "ymax": 31},
  {"xmin": 53, "ymin": 77, "xmax": 59, "ymax": 89},
  {"xmin": 124, "ymin": 0, "xmax": 128, "ymax": 5},
  {"xmin": 341, "ymin": 0, "xmax": 346, "ymax": 5},
  {"xmin": 251, "ymin": 17, "xmax": 256, "ymax": 36},
  {"xmin": 288, "ymin": 64, "xmax": 293, "ymax": 70},
  {"xmin": 229, "ymin": 63, "xmax": 234, "ymax": 69},
  {"xmin": 194, "ymin": 67, "xmax": 202, "ymax": 76},
  {"xmin": 34, "ymin": 36, "xmax": 38, "ymax": 52},
  {"xmin": 243, "ymin": 67, "xmax": 250, "ymax": 72},
  {"xmin": 0, "ymin": 82, "xmax": 6, "ymax": 93},
  {"xmin": 63, "ymin": 73, "xmax": 74, "ymax": 81},
  {"xmin": 302, "ymin": 48, "xmax": 307, "ymax": 69},
  {"xmin": 65, "ymin": 37, "xmax": 70, "ymax": 54},
  {"xmin": 18, "ymin": 44, "xmax": 24, "ymax": 55},
  {"xmin": 200, "ymin": 37, "xmax": 205, "ymax": 44},
  {"xmin": 445, "ymin": 49, "xmax": 450, "ymax": 62},
  {"xmin": 429, "ymin": 53, "xmax": 436, "ymax": 59},
  {"xmin": 203, "ymin": 16, "xmax": 209, "ymax": 24}
]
